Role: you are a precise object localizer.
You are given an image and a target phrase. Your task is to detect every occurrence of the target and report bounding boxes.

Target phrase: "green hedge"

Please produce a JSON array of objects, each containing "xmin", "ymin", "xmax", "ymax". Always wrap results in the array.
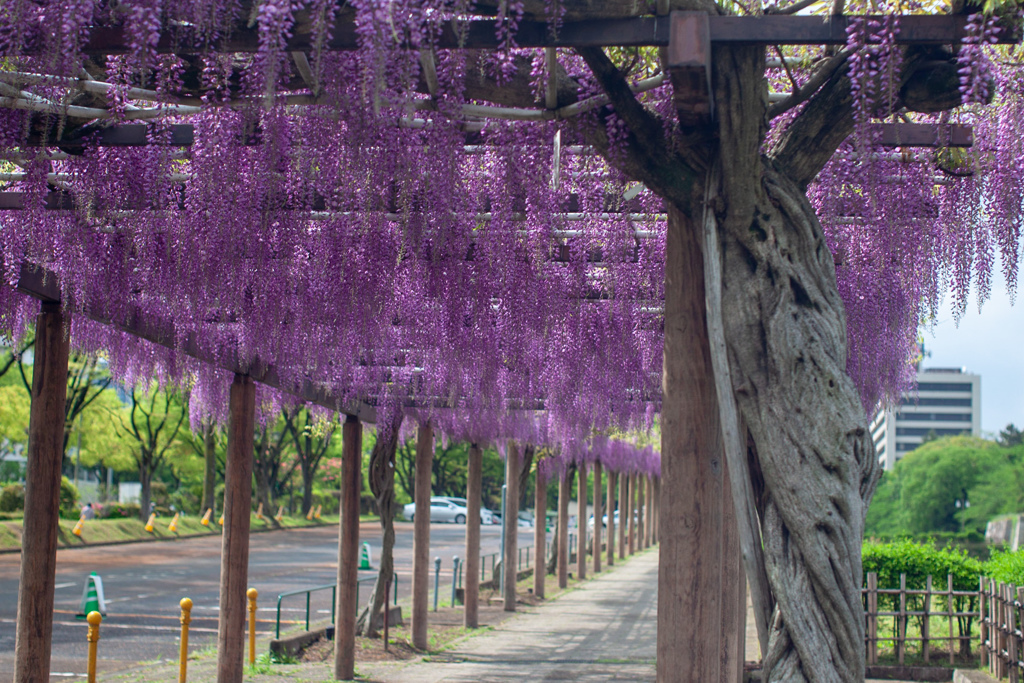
[{"xmin": 984, "ymin": 547, "xmax": 1024, "ymax": 585}]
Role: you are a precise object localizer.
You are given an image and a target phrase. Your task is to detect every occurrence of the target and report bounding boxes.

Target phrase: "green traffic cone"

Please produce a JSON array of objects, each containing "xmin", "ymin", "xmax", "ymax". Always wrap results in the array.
[
  {"xmin": 76, "ymin": 573, "xmax": 106, "ymax": 619},
  {"xmin": 359, "ymin": 542, "xmax": 373, "ymax": 570}
]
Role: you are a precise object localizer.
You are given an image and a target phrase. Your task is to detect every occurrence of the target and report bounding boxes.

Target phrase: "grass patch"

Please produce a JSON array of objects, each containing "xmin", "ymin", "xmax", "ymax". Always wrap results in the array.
[{"xmin": 0, "ymin": 512, "xmax": 354, "ymax": 551}]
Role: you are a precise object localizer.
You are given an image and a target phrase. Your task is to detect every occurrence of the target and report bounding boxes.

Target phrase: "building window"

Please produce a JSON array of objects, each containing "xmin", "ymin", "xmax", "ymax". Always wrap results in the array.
[
  {"xmin": 895, "ymin": 427, "xmax": 970, "ymax": 438},
  {"xmin": 895, "ymin": 412, "xmax": 973, "ymax": 422},
  {"xmin": 900, "ymin": 397, "xmax": 972, "ymax": 407},
  {"xmin": 914, "ymin": 382, "xmax": 973, "ymax": 392}
]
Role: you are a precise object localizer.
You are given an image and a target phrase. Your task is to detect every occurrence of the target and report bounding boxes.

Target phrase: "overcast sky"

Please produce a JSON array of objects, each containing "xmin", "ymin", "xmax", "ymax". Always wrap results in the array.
[{"xmin": 922, "ymin": 268, "xmax": 1023, "ymax": 437}]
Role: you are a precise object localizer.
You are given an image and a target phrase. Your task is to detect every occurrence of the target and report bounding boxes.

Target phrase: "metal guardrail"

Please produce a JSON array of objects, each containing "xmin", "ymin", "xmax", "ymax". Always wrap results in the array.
[{"xmin": 275, "ymin": 574, "xmax": 399, "ymax": 639}]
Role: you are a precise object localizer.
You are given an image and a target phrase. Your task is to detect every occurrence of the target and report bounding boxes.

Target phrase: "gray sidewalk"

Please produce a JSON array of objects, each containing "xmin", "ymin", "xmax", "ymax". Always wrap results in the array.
[{"xmin": 364, "ymin": 549, "xmax": 659, "ymax": 682}]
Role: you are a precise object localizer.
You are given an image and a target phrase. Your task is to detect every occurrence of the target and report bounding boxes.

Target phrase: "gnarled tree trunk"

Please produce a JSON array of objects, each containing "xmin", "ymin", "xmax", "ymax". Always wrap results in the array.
[{"xmin": 356, "ymin": 409, "xmax": 404, "ymax": 638}]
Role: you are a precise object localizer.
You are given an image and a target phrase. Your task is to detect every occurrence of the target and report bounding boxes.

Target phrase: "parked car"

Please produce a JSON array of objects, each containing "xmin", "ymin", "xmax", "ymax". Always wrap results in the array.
[
  {"xmin": 587, "ymin": 510, "xmax": 637, "ymax": 531},
  {"xmin": 402, "ymin": 496, "xmax": 493, "ymax": 524}
]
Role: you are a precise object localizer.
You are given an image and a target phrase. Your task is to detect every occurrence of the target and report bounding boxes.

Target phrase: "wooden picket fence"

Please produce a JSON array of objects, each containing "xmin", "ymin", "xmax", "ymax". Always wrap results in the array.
[
  {"xmin": 862, "ymin": 572, "xmax": 979, "ymax": 665},
  {"xmin": 979, "ymin": 577, "xmax": 1024, "ymax": 681}
]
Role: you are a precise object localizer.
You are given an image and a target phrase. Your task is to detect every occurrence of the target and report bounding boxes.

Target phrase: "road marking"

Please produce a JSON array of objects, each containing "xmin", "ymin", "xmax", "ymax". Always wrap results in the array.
[
  {"xmin": 0, "ymin": 618, "xmax": 273, "ymax": 635},
  {"xmin": 54, "ymin": 582, "xmax": 77, "ymax": 590}
]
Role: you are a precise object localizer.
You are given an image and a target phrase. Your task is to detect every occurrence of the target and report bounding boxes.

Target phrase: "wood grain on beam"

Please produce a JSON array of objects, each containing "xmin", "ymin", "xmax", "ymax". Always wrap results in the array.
[
  {"xmin": 668, "ymin": 12, "xmax": 713, "ymax": 129},
  {"xmin": 57, "ymin": 14, "xmax": 1015, "ymax": 56}
]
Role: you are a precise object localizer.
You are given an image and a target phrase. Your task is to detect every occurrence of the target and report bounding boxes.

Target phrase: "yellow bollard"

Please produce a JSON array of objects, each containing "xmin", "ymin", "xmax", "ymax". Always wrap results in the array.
[
  {"xmin": 246, "ymin": 588, "xmax": 258, "ymax": 666},
  {"xmin": 86, "ymin": 610, "xmax": 102, "ymax": 683},
  {"xmin": 145, "ymin": 512, "xmax": 156, "ymax": 533},
  {"xmin": 168, "ymin": 512, "xmax": 180, "ymax": 533},
  {"xmin": 72, "ymin": 516, "xmax": 85, "ymax": 537},
  {"xmin": 200, "ymin": 508, "xmax": 212, "ymax": 526},
  {"xmin": 255, "ymin": 502, "xmax": 264, "ymax": 520},
  {"xmin": 178, "ymin": 598, "xmax": 192, "ymax": 683}
]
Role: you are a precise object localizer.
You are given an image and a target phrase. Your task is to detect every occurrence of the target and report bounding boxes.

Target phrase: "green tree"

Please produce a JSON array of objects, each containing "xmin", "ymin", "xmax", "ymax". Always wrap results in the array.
[
  {"xmin": 887, "ymin": 436, "xmax": 1004, "ymax": 535},
  {"xmin": 998, "ymin": 423, "xmax": 1024, "ymax": 448},
  {"xmin": 114, "ymin": 386, "xmax": 189, "ymax": 520}
]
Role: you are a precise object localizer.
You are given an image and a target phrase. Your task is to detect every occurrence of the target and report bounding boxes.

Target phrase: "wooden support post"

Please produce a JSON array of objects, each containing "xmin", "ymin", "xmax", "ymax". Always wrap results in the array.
[
  {"xmin": 652, "ymin": 477, "xmax": 660, "ymax": 544},
  {"xmin": 607, "ymin": 471, "xmax": 616, "ymax": 566},
  {"xmin": 217, "ymin": 374, "xmax": 255, "ymax": 683},
  {"xmin": 576, "ymin": 461, "xmax": 588, "ymax": 581},
  {"xmin": 636, "ymin": 475, "xmax": 645, "ymax": 549},
  {"xmin": 721, "ymin": 461, "xmax": 744, "ymax": 683},
  {"xmin": 334, "ymin": 415, "xmax": 361, "ymax": 681},
  {"xmin": 557, "ymin": 473, "xmax": 569, "ymax": 588},
  {"xmin": 13, "ymin": 302, "xmax": 69, "ymax": 683},
  {"xmin": 503, "ymin": 442, "xmax": 520, "ymax": 611},
  {"xmin": 411, "ymin": 421, "xmax": 433, "ymax": 649},
  {"xmin": 658, "ymin": 204, "xmax": 725, "ymax": 682},
  {"xmin": 533, "ymin": 466, "xmax": 547, "ymax": 599},
  {"xmin": 593, "ymin": 462, "xmax": 602, "ymax": 574},
  {"xmin": 645, "ymin": 474, "xmax": 654, "ymax": 549},
  {"xmin": 622, "ymin": 475, "xmax": 630, "ymax": 557},
  {"xmin": 618, "ymin": 472, "xmax": 626, "ymax": 560},
  {"xmin": 464, "ymin": 444, "xmax": 482, "ymax": 627}
]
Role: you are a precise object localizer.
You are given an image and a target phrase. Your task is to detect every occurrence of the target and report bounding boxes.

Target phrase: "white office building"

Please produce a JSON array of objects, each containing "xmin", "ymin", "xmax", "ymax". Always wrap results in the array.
[{"xmin": 871, "ymin": 367, "xmax": 981, "ymax": 471}]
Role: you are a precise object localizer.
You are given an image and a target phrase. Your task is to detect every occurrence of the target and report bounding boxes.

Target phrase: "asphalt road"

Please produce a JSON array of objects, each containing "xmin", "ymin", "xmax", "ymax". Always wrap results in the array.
[{"xmin": 0, "ymin": 521, "xmax": 542, "ymax": 681}]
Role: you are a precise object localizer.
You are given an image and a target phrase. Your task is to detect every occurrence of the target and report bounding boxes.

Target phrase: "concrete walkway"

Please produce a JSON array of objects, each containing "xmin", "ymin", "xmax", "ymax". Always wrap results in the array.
[{"xmin": 365, "ymin": 549, "xmax": 659, "ymax": 682}]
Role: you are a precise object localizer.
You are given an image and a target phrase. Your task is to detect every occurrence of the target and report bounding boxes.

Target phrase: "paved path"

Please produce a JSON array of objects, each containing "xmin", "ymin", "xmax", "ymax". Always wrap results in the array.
[{"xmin": 366, "ymin": 549, "xmax": 659, "ymax": 682}]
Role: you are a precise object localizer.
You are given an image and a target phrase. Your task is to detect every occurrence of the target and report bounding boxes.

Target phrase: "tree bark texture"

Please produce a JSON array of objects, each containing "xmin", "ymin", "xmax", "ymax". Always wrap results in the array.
[
  {"xmin": 557, "ymin": 472, "xmax": 569, "ymax": 588},
  {"xmin": 357, "ymin": 409, "xmax": 403, "ymax": 638},
  {"xmin": 503, "ymin": 442, "xmax": 520, "ymax": 611},
  {"xmin": 217, "ymin": 374, "xmax": 255, "ymax": 683},
  {"xmin": 606, "ymin": 471, "xmax": 616, "ymax": 567},
  {"xmin": 593, "ymin": 462, "xmax": 602, "ymax": 574},
  {"xmin": 721, "ymin": 461, "xmax": 745, "ymax": 683},
  {"xmin": 411, "ymin": 421, "xmax": 433, "ymax": 650},
  {"xmin": 465, "ymin": 443, "xmax": 483, "ymax": 626},
  {"xmin": 533, "ymin": 465, "xmax": 547, "ymax": 598},
  {"xmin": 711, "ymin": 44, "xmax": 881, "ymax": 683},
  {"xmin": 14, "ymin": 302, "xmax": 69, "ymax": 683},
  {"xmin": 576, "ymin": 461, "xmax": 587, "ymax": 580},
  {"xmin": 334, "ymin": 416, "xmax": 361, "ymax": 681}
]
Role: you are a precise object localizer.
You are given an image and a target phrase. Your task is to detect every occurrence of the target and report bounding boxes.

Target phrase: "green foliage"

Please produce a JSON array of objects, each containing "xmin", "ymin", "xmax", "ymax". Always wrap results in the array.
[
  {"xmin": 59, "ymin": 476, "xmax": 78, "ymax": 517},
  {"xmin": 999, "ymin": 423, "xmax": 1024, "ymax": 448},
  {"xmin": 0, "ymin": 483, "xmax": 24, "ymax": 512},
  {"xmin": 984, "ymin": 547, "xmax": 1024, "ymax": 585},
  {"xmin": 865, "ymin": 435, "xmax": 1017, "ymax": 538},
  {"xmin": 98, "ymin": 502, "xmax": 141, "ymax": 519}
]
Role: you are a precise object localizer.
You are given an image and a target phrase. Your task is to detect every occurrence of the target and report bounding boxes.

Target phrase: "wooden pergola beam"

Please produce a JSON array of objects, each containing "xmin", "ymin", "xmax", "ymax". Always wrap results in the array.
[
  {"xmin": 12, "ymin": 262, "xmax": 377, "ymax": 422},
  {"xmin": 58, "ymin": 13, "xmax": 1015, "ymax": 56}
]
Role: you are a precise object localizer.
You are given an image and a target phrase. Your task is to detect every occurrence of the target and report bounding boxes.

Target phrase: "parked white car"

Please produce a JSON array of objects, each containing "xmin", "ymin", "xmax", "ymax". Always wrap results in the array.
[{"xmin": 402, "ymin": 496, "xmax": 494, "ymax": 524}]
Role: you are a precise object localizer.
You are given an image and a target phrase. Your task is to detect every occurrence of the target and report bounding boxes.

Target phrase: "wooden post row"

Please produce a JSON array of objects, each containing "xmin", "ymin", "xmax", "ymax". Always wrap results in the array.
[
  {"xmin": 411, "ymin": 421, "xmax": 433, "ymax": 650},
  {"xmin": 606, "ymin": 471, "xmax": 616, "ymax": 567},
  {"xmin": 557, "ymin": 473, "xmax": 569, "ymax": 589},
  {"xmin": 593, "ymin": 462, "xmax": 602, "ymax": 575},
  {"xmin": 534, "ymin": 466, "xmax": 547, "ymax": 599},
  {"xmin": 464, "ymin": 444, "xmax": 482, "ymax": 627},
  {"xmin": 217, "ymin": 374, "xmax": 255, "ymax": 683},
  {"xmin": 14, "ymin": 302, "xmax": 70, "ymax": 683},
  {"xmin": 334, "ymin": 415, "xmax": 362, "ymax": 681},
  {"xmin": 577, "ymin": 461, "xmax": 587, "ymax": 581},
  {"xmin": 618, "ymin": 472, "xmax": 626, "ymax": 560},
  {"xmin": 503, "ymin": 443, "xmax": 520, "ymax": 612}
]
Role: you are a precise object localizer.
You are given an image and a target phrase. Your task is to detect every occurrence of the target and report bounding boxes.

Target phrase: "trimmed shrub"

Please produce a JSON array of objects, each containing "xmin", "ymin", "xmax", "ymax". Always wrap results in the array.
[
  {"xmin": 98, "ymin": 502, "xmax": 141, "ymax": 519},
  {"xmin": 984, "ymin": 547, "xmax": 1024, "ymax": 586},
  {"xmin": 0, "ymin": 483, "xmax": 25, "ymax": 512}
]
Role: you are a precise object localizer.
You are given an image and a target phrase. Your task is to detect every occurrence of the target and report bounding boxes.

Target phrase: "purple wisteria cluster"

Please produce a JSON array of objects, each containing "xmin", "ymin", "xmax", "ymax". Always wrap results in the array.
[{"xmin": 0, "ymin": 1, "xmax": 1020, "ymax": 475}]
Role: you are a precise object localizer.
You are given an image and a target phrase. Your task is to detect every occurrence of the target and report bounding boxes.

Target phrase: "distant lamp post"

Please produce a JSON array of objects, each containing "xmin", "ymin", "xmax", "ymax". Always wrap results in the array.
[{"xmin": 954, "ymin": 488, "xmax": 970, "ymax": 532}]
